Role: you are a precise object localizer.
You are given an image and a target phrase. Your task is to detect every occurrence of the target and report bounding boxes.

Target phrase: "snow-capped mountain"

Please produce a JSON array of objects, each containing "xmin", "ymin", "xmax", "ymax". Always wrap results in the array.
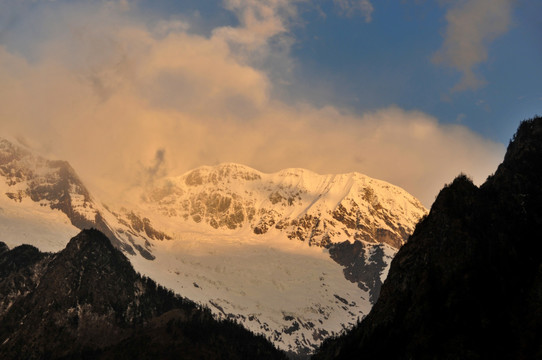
[
  {"xmin": 141, "ymin": 163, "xmax": 424, "ymax": 249},
  {"xmin": 121, "ymin": 163, "xmax": 426, "ymax": 355},
  {"xmin": 0, "ymin": 138, "xmax": 427, "ymax": 357},
  {"xmin": 0, "ymin": 137, "xmax": 163, "ymax": 258},
  {"xmin": 133, "ymin": 163, "xmax": 426, "ymax": 299}
]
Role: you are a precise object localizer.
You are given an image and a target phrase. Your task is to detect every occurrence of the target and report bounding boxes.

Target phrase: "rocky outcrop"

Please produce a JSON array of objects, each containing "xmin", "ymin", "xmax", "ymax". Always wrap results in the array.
[{"xmin": 329, "ymin": 241, "xmax": 392, "ymax": 303}]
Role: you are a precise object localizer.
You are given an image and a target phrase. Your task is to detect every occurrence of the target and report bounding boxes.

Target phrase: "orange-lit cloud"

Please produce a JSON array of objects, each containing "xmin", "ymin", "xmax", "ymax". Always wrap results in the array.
[
  {"xmin": 0, "ymin": 1, "xmax": 505, "ymax": 207},
  {"xmin": 433, "ymin": 0, "xmax": 513, "ymax": 92}
]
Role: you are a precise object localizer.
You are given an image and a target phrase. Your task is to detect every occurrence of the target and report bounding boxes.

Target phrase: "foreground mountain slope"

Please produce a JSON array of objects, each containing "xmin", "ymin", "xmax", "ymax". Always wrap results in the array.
[
  {"xmin": 0, "ymin": 229, "xmax": 286, "ymax": 360},
  {"xmin": 314, "ymin": 116, "xmax": 542, "ymax": 359}
]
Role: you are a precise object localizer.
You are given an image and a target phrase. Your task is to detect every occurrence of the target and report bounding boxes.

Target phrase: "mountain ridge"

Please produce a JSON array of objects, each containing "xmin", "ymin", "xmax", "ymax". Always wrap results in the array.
[
  {"xmin": 313, "ymin": 116, "xmax": 542, "ymax": 359},
  {"xmin": 0, "ymin": 137, "xmax": 166, "ymax": 259},
  {"xmin": 140, "ymin": 161, "xmax": 426, "ymax": 249},
  {"xmin": 0, "ymin": 229, "xmax": 287, "ymax": 360}
]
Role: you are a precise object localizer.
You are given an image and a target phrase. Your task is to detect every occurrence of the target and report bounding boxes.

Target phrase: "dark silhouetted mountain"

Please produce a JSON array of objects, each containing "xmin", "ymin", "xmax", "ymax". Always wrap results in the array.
[
  {"xmin": 313, "ymin": 116, "xmax": 542, "ymax": 360},
  {"xmin": 0, "ymin": 229, "xmax": 287, "ymax": 360}
]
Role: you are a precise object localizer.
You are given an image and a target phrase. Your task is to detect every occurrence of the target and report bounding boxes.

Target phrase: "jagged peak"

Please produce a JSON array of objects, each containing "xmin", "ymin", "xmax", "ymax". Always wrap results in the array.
[
  {"xmin": 441, "ymin": 173, "xmax": 477, "ymax": 194},
  {"xmin": 180, "ymin": 163, "xmax": 370, "ymax": 182},
  {"xmin": 0, "ymin": 137, "xmax": 76, "ymax": 167},
  {"xmin": 58, "ymin": 229, "xmax": 140, "ymax": 279},
  {"xmin": 3, "ymin": 243, "xmax": 41, "ymax": 253},
  {"xmin": 273, "ymin": 168, "xmax": 370, "ymax": 182},
  {"xmin": 510, "ymin": 116, "xmax": 542, "ymax": 145},
  {"xmin": 0, "ymin": 137, "xmax": 33, "ymax": 162},
  {"xmin": 426, "ymin": 174, "xmax": 479, "ymax": 220},
  {"xmin": 176, "ymin": 163, "xmax": 418, "ymax": 198},
  {"xmin": 0, "ymin": 243, "xmax": 47, "ymax": 277},
  {"xmin": 275, "ymin": 167, "xmax": 318, "ymax": 178},
  {"xmin": 0, "ymin": 136, "xmax": 25, "ymax": 149},
  {"xmin": 149, "ymin": 163, "xmax": 426, "ymax": 220},
  {"xmin": 64, "ymin": 229, "xmax": 116, "ymax": 254},
  {"xmin": 182, "ymin": 163, "xmax": 263, "ymax": 186},
  {"xmin": 192, "ymin": 162, "xmax": 260, "ymax": 173},
  {"xmin": 0, "ymin": 136, "xmax": 50, "ymax": 163},
  {"xmin": 491, "ymin": 116, "xmax": 542, "ymax": 181},
  {"xmin": 0, "ymin": 242, "xmax": 8, "ymax": 255},
  {"xmin": 0, "ymin": 136, "xmax": 92, "ymax": 199}
]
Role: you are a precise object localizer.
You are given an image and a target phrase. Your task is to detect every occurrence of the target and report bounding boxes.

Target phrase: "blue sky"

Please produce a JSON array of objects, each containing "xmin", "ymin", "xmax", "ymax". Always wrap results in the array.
[
  {"xmin": 137, "ymin": 0, "xmax": 542, "ymax": 143},
  {"xmin": 0, "ymin": 0, "xmax": 539, "ymax": 205}
]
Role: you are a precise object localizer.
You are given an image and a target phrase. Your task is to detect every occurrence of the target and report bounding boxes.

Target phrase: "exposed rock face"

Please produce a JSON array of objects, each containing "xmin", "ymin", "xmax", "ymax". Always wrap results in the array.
[
  {"xmin": 0, "ymin": 243, "xmax": 49, "ymax": 318},
  {"xmin": 0, "ymin": 229, "xmax": 287, "ymax": 360},
  {"xmin": 329, "ymin": 241, "xmax": 392, "ymax": 303},
  {"xmin": 144, "ymin": 164, "xmax": 426, "ymax": 251},
  {"xmin": 1, "ymin": 139, "xmax": 94, "ymax": 230},
  {"xmin": 314, "ymin": 116, "xmax": 542, "ymax": 360}
]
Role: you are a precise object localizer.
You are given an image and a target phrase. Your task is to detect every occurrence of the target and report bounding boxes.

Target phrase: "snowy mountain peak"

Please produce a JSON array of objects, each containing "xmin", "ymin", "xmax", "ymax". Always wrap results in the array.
[
  {"xmin": 0, "ymin": 137, "xmax": 160, "ymax": 259},
  {"xmin": 183, "ymin": 163, "xmax": 263, "ymax": 187},
  {"xmin": 141, "ymin": 163, "xmax": 427, "ymax": 249}
]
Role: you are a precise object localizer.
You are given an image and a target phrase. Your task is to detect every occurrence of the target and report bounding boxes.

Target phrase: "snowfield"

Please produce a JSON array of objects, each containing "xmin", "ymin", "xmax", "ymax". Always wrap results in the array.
[{"xmin": 129, "ymin": 226, "xmax": 374, "ymax": 354}]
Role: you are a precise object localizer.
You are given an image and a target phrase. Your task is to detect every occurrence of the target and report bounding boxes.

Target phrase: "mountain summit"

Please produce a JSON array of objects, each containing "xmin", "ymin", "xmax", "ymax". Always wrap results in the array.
[
  {"xmin": 143, "ymin": 162, "xmax": 425, "ymax": 248},
  {"xmin": 314, "ymin": 116, "xmax": 542, "ymax": 359}
]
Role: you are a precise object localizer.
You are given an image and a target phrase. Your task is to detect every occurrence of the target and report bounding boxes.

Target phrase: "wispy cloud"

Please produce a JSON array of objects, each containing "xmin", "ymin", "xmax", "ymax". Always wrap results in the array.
[
  {"xmin": 0, "ymin": 1, "xmax": 504, "ymax": 207},
  {"xmin": 142, "ymin": 149, "xmax": 167, "ymax": 185},
  {"xmin": 433, "ymin": 0, "xmax": 514, "ymax": 92},
  {"xmin": 333, "ymin": 0, "xmax": 374, "ymax": 22}
]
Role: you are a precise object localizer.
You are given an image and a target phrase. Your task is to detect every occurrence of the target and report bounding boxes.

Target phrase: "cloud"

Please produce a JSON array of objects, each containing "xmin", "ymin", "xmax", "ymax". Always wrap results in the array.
[
  {"xmin": 0, "ymin": 1, "xmax": 505, "ymax": 207},
  {"xmin": 213, "ymin": 0, "xmax": 301, "ymax": 82},
  {"xmin": 142, "ymin": 149, "xmax": 167, "ymax": 185},
  {"xmin": 432, "ymin": 0, "xmax": 513, "ymax": 92},
  {"xmin": 333, "ymin": 0, "xmax": 374, "ymax": 22},
  {"xmin": 213, "ymin": 0, "xmax": 299, "ymax": 59}
]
